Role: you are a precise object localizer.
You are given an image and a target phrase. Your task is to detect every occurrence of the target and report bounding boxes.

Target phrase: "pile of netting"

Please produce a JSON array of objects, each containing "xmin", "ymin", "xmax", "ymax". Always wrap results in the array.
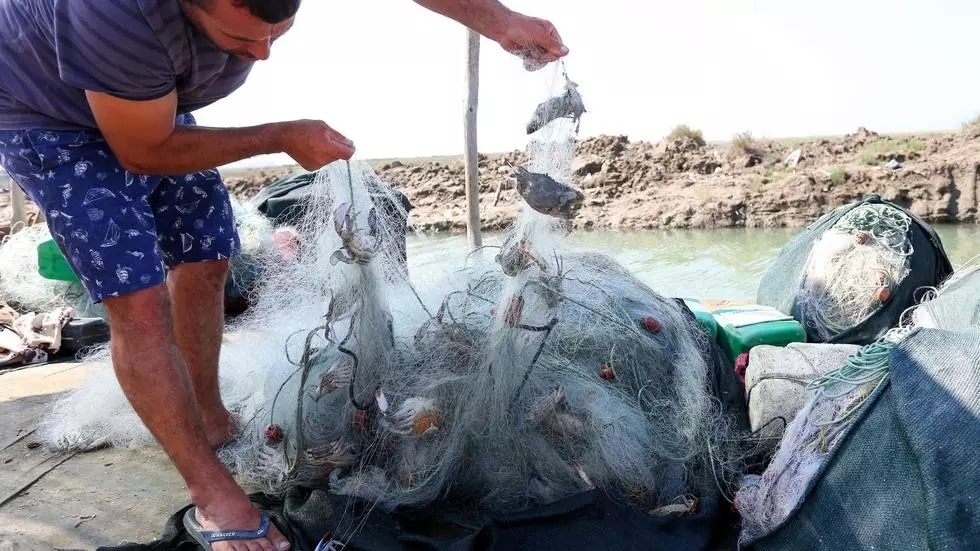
[
  {"xmin": 736, "ymin": 260, "xmax": 980, "ymax": 548},
  {"xmin": 0, "ymin": 223, "xmax": 104, "ymax": 317},
  {"xmin": 38, "ymin": 68, "xmax": 742, "ymax": 523},
  {"xmin": 758, "ymin": 195, "xmax": 953, "ymax": 345},
  {"xmin": 0, "ymin": 198, "xmax": 278, "ymax": 321}
]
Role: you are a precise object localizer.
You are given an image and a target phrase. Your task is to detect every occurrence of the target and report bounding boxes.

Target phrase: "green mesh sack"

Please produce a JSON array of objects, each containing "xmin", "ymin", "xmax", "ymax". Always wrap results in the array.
[
  {"xmin": 757, "ymin": 195, "xmax": 953, "ymax": 345},
  {"xmin": 738, "ymin": 326, "xmax": 980, "ymax": 550}
]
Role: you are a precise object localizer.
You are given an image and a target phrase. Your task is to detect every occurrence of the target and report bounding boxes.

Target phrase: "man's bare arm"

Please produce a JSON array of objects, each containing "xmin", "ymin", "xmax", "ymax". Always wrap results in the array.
[
  {"xmin": 413, "ymin": 0, "xmax": 568, "ymax": 61},
  {"xmin": 86, "ymin": 90, "xmax": 354, "ymax": 175},
  {"xmin": 413, "ymin": 0, "xmax": 512, "ymax": 39}
]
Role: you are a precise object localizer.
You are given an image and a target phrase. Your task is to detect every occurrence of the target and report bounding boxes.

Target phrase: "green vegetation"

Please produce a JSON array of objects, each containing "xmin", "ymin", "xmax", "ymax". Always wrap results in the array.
[
  {"xmin": 732, "ymin": 131, "xmax": 757, "ymax": 154},
  {"xmin": 860, "ymin": 151, "xmax": 878, "ymax": 166},
  {"xmin": 857, "ymin": 137, "xmax": 926, "ymax": 165},
  {"xmin": 829, "ymin": 167, "xmax": 847, "ymax": 185},
  {"xmin": 762, "ymin": 165, "xmax": 779, "ymax": 180},
  {"xmin": 667, "ymin": 125, "xmax": 706, "ymax": 146}
]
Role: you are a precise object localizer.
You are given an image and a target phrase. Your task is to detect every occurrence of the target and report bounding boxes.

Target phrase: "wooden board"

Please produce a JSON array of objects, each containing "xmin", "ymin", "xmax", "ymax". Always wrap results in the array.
[{"xmin": 0, "ymin": 363, "xmax": 187, "ymax": 550}]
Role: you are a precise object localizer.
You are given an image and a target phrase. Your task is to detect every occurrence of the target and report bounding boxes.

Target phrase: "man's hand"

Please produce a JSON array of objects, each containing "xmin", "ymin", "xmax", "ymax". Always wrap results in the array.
[
  {"xmin": 495, "ymin": 14, "xmax": 568, "ymax": 70},
  {"xmin": 278, "ymin": 120, "xmax": 355, "ymax": 172},
  {"xmin": 413, "ymin": 0, "xmax": 568, "ymax": 70}
]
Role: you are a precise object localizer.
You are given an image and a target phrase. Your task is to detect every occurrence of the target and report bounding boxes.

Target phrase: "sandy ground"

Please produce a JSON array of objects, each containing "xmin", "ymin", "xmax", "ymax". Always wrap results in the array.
[{"xmin": 0, "ymin": 362, "xmax": 186, "ymax": 550}]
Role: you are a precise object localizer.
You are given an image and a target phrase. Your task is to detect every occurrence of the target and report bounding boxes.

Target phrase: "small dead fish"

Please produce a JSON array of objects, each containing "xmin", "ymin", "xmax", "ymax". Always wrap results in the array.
[
  {"xmin": 526, "ymin": 80, "xmax": 586, "ymax": 135},
  {"xmin": 507, "ymin": 163, "xmax": 585, "ymax": 219}
]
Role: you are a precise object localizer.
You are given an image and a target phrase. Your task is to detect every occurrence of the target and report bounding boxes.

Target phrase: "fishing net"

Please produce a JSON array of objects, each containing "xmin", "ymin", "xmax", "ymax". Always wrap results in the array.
[
  {"xmin": 224, "ymin": 198, "xmax": 281, "ymax": 315},
  {"xmin": 757, "ymin": 195, "xmax": 953, "ymax": 345},
  {"xmin": 0, "ymin": 223, "xmax": 104, "ymax": 318},
  {"xmin": 39, "ymin": 66, "xmax": 745, "ymax": 542},
  {"xmin": 736, "ymin": 261, "xmax": 980, "ymax": 549},
  {"xmin": 912, "ymin": 262, "xmax": 980, "ymax": 328}
]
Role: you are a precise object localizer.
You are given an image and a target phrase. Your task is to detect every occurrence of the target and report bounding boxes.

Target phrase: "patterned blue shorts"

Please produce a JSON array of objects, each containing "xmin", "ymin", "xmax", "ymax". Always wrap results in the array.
[{"xmin": 0, "ymin": 114, "xmax": 241, "ymax": 302}]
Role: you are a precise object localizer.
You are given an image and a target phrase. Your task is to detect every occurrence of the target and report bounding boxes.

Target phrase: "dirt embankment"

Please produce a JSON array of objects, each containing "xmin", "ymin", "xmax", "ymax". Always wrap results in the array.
[
  {"xmin": 224, "ymin": 125, "xmax": 980, "ymax": 232},
  {"xmin": 7, "ymin": 125, "xmax": 979, "ymax": 235}
]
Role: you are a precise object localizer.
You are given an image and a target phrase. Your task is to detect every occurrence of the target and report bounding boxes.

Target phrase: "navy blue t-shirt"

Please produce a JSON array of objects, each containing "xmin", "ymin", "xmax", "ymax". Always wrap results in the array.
[{"xmin": 0, "ymin": 0, "xmax": 254, "ymax": 130}]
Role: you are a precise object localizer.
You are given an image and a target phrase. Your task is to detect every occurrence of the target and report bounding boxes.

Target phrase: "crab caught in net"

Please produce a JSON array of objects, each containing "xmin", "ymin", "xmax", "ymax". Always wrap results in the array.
[{"xmin": 330, "ymin": 202, "xmax": 381, "ymax": 266}]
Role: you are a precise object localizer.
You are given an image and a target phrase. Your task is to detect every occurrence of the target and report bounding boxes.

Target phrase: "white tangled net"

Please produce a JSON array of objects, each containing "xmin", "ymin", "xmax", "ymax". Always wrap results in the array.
[
  {"xmin": 796, "ymin": 203, "xmax": 914, "ymax": 341},
  {"xmin": 38, "ymin": 67, "xmax": 740, "ymax": 520}
]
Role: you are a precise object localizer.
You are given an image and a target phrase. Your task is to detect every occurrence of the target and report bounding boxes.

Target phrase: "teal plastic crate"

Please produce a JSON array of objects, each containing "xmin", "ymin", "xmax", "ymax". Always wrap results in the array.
[
  {"xmin": 712, "ymin": 304, "xmax": 806, "ymax": 363},
  {"xmin": 682, "ymin": 298, "xmax": 719, "ymax": 340}
]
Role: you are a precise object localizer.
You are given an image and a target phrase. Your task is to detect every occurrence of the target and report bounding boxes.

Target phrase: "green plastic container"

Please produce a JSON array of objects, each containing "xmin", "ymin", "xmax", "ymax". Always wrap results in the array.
[
  {"xmin": 682, "ymin": 298, "xmax": 718, "ymax": 340},
  {"xmin": 712, "ymin": 304, "xmax": 806, "ymax": 362},
  {"xmin": 37, "ymin": 239, "xmax": 80, "ymax": 282}
]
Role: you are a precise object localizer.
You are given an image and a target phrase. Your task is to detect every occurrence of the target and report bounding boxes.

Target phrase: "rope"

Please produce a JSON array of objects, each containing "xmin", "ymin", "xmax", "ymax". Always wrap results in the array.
[
  {"xmin": 833, "ymin": 203, "xmax": 914, "ymax": 257},
  {"xmin": 803, "ymin": 332, "xmax": 906, "ymax": 427},
  {"xmin": 806, "ymin": 338, "xmax": 897, "ymax": 394}
]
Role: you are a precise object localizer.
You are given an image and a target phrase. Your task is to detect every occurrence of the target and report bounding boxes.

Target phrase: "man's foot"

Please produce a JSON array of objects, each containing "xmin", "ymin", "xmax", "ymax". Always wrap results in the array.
[
  {"xmin": 191, "ymin": 496, "xmax": 290, "ymax": 551},
  {"xmin": 201, "ymin": 407, "xmax": 237, "ymax": 449}
]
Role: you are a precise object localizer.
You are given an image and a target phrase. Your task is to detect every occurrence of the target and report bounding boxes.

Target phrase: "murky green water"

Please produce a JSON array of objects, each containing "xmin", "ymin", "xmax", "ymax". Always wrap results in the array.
[{"xmin": 406, "ymin": 225, "xmax": 979, "ymax": 301}]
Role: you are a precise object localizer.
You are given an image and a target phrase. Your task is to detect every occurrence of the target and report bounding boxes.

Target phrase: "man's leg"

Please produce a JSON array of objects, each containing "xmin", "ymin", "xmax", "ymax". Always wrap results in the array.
[
  {"xmin": 0, "ymin": 129, "xmax": 289, "ymax": 551},
  {"xmin": 167, "ymin": 259, "xmax": 235, "ymax": 448},
  {"xmin": 104, "ymin": 286, "xmax": 288, "ymax": 551},
  {"xmin": 151, "ymin": 161, "xmax": 242, "ymax": 448}
]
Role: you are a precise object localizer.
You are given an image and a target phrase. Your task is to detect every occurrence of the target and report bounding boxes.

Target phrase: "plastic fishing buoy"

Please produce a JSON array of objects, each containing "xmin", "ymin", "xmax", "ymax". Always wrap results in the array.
[
  {"xmin": 640, "ymin": 316, "xmax": 663, "ymax": 334},
  {"xmin": 264, "ymin": 424, "xmax": 283, "ymax": 444},
  {"xmin": 875, "ymin": 286, "xmax": 891, "ymax": 303},
  {"xmin": 856, "ymin": 232, "xmax": 871, "ymax": 245},
  {"xmin": 734, "ymin": 352, "xmax": 750, "ymax": 384},
  {"xmin": 599, "ymin": 364, "xmax": 616, "ymax": 381}
]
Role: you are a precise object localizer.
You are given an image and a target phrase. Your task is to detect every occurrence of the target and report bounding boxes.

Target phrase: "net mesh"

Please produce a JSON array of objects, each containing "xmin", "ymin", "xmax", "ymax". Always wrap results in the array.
[
  {"xmin": 795, "ymin": 204, "xmax": 912, "ymax": 341},
  {"xmin": 754, "ymin": 197, "xmax": 949, "ymax": 345},
  {"xmin": 0, "ymin": 224, "xmax": 102, "ymax": 317},
  {"xmin": 736, "ymin": 257, "xmax": 979, "ymax": 540},
  {"xmin": 38, "ymin": 66, "xmax": 742, "ymax": 523}
]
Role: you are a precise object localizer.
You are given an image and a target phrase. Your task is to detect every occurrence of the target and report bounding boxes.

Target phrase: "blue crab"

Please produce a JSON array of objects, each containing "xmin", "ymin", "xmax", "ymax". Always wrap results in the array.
[
  {"xmin": 526, "ymin": 78, "xmax": 587, "ymax": 135},
  {"xmin": 507, "ymin": 163, "xmax": 585, "ymax": 219},
  {"xmin": 330, "ymin": 202, "xmax": 381, "ymax": 266}
]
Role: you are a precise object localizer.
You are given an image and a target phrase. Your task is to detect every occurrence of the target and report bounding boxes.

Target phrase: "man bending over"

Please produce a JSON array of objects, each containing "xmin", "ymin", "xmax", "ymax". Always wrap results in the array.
[{"xmin": 0, "ymin": 0, "xmax": 567, "ymax": 549}]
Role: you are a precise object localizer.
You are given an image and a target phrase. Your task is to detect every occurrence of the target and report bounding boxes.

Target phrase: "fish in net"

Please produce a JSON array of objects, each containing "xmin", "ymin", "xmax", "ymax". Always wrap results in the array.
[{"xmin": 224, "ymin": 98, "xmax": 742, "ymax": 514}]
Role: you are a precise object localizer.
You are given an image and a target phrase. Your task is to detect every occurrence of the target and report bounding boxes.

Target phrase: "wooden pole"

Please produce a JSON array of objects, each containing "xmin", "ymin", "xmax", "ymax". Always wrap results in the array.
[{"xmin": 463, "ymin": 29, "xmax": 482, "ymax": 251}]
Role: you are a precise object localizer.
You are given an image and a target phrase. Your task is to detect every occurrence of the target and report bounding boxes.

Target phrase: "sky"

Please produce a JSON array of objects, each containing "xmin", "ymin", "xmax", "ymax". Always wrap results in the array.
[{"xmin": 194, "ymin": 0, "xmax": 980, "ymax": 167}]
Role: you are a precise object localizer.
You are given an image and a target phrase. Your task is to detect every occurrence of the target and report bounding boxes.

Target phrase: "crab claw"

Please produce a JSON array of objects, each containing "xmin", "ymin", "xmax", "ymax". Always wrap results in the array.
[
  {"xmin": 315, "ymin": 359, "xmax": 354, "ymax": 399},
  {"xmin": 305, "ymin": 438, "xmax": 360, "ymax": 469},
  {"xmin": 330, "ymin": 250, "xmax": 352, "ymax": 266},
  {"xmin": 333, "ymin": 202, "xmax": 354, "ymax": 236},
  {"xmin": 378, "ymin": 397, "xmax": 442, "ymax": 436}
]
